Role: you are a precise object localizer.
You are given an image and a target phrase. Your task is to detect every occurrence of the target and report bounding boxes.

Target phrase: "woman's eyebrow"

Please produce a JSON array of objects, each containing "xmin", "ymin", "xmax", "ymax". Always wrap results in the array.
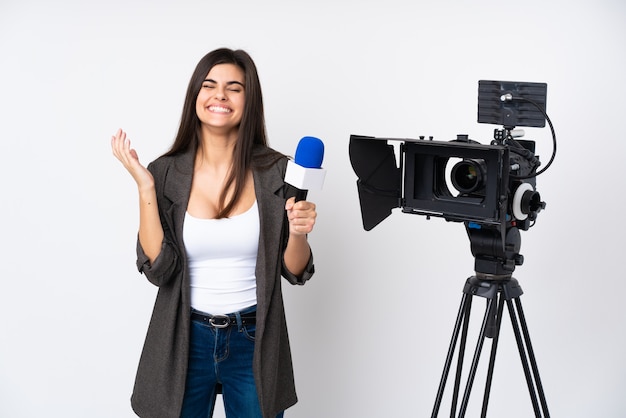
[{"xmin": 203, "ymin": 78, "xmax": 245, "ymax": 87}]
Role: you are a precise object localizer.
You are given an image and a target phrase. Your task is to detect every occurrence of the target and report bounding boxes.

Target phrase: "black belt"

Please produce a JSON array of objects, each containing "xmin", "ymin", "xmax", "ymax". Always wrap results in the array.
[{"xmin": 191, "ymin": 311, "xmax": 256, "ymax": 328}]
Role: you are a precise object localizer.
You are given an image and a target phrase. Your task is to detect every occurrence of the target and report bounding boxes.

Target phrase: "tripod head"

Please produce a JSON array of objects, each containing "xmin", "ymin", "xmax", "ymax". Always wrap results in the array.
[{"xmin": 466, "ymin": 221, "xmax": 522, "ymax": 279}]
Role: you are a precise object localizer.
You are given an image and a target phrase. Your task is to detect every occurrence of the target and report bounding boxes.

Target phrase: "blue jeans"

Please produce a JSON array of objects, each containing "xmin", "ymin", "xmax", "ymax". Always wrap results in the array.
[{"xmin": 180, "ymin": 306, "xmax": 284, "ymax": 418}]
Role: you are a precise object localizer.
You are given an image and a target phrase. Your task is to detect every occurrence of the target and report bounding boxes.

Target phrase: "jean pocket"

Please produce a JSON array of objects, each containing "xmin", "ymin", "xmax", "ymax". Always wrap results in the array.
[{"xmin": 241, "ymin": 323, "xmax": 256, "ymax": 342}]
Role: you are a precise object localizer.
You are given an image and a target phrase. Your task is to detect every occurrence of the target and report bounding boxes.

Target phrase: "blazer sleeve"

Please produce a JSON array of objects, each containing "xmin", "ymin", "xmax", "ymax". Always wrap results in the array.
[
  {"xmin": 136, "ymin": 237, "xmax": 181, "ymax": 287},
  {"xmin": 276, "ymin": 156, "xmax": 316, "ymax": 285},
  {"xmin": 281, "ymin": 251, "xmax": 315, "ymax": 285},
  {"xmin": 135, "ymin": 161, "xmax": 182, "ymax": 287}
]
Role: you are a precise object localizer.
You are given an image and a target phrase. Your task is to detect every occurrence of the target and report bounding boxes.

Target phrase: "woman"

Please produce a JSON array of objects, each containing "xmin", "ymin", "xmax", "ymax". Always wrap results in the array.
[{"xmin": 111, "ymin": 48, "xmax": 317, "ymax": 418}]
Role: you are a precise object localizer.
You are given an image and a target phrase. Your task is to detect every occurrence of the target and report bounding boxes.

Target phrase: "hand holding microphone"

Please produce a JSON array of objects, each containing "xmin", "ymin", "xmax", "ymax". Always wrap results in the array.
[{"xmin": 284, "ymin": 136, "xmax": 326, "ymax": 236}]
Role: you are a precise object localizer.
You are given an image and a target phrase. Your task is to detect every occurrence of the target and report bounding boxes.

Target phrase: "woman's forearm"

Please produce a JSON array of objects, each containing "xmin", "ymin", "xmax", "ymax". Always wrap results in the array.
[
  {"xmin": 283, "ymin": 233, "xmax": 311, "ymax": 277},
  {"xmin": 137, "ymin": 185, "xmax": 164, "ymax": 264}
]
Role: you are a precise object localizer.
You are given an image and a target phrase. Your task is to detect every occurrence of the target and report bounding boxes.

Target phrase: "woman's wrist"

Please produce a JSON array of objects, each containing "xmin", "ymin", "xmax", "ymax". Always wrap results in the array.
[
  {"xmin": 137, "ymin": 181, "xmax": 156, "ymax": 195},
  {"xmin": 138, "ymin": 183, "xmax": 157, "ymax": 206}
]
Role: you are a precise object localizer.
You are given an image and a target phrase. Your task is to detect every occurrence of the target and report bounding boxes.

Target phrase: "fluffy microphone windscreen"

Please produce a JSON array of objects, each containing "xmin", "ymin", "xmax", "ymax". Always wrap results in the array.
[{"xmin": 294, "ymin": 136, "xmax": 324, "ymax": 168}]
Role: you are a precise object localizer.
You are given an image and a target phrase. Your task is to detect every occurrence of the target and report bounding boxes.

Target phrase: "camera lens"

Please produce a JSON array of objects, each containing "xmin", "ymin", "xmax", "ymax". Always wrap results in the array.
[{"xmin": 451, "ymin": 159, "xmax": 486, "ymax": 194}]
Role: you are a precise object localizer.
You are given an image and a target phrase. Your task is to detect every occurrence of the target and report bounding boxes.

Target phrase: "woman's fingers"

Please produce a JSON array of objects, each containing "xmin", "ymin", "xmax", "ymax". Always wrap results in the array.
[
  {"xmin": 110, "ymin": 129, "xmax": 154, "ymax": 188},
  {"xmin": 286, "ymin": 198, "xmax": 317, "ymax": 235},
  {"xmin": 112, "ymin": 129, "xmax": 132, "ymax": 162}
]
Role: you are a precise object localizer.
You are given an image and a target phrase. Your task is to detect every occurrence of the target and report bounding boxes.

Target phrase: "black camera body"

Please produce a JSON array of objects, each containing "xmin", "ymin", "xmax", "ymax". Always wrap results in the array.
[
  {"xmin": 402, "ymin": 133, "xmax": 543, "ymax": 230},
  {"xmin": 349, "ymin": 80, "xmax": 550, "ymax": 276},
  {"xmin": 349, "ymin": 132, "xmax": 543, "ymax": 225}
]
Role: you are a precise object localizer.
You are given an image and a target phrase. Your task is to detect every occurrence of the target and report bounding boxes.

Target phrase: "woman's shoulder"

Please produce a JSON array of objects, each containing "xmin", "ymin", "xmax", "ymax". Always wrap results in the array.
[
  {"xmin": 148, "ymin": 149, "xmax": 194, "ymax": 176},
  {"xmin": 252, "ymin": 144, "xmax": 289, "ymax": 170},
  {"xmin": 253, "ymin": 143, "xmax": 286, "ymax": 157}
]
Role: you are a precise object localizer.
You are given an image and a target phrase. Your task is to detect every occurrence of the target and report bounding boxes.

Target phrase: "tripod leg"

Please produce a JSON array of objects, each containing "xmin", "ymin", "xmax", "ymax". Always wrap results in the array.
[
  {"xmin": 506, "ymin": 298, "xmax": 544, "ymax": 418},
  {"xmin": 431, "ymin": 292, "xmax": 472, "ymax": 418},
  {"xmin": 480, "ymin": 291, "xmax": 506, "ymax": 417},
  {"xmin": 457, "ymin": 296, "xmax": 497, "ymax": 417},
  {"xmin": 513, "ymin": 298, "xmax": 551, "ymax": 417},
  {"xmin": 450, "ymin": 295, "xmax": 472, "ymax": 417},
  {"xmin": 432, "ymin": 278, "xmax": 551, "ymax": 418}
]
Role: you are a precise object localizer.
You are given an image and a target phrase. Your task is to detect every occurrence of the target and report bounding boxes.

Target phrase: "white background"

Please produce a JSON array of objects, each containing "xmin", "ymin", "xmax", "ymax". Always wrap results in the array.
[{"xmin": 1, "ymin": 0, "xmax": 625, "ymax": 417}]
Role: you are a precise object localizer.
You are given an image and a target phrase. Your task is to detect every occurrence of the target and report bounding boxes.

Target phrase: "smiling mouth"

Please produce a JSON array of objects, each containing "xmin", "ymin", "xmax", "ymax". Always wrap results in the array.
[{"xmin": 208, "ymin": 105, "xmax": 232, "ymax": 113}]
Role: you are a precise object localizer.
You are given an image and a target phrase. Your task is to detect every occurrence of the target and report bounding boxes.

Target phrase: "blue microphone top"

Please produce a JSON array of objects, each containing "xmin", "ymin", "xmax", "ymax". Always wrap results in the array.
[{"xmin": 294, "ymin": 136, "xmax": 324, "ymax": 168}]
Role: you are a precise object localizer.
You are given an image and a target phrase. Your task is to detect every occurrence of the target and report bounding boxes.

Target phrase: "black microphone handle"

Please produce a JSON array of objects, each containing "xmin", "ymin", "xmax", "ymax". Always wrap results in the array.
[
  {"xmin": 286, "ymin": 184, "xmax": 308, "ymax": 202},
  {"xmin": 294, "ymin": 188, "xmax": 308, "ymax": 202}
]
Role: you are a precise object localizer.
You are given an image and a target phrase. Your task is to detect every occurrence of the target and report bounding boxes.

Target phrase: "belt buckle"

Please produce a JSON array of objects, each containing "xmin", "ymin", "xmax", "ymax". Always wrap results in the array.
[{"xmin": 209, "ymin": 314, "xmax": 231, "ymax": 329}]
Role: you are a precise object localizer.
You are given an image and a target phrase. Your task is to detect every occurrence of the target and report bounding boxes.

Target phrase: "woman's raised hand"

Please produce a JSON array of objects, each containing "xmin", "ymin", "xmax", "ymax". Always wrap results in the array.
[{"xmin": 111, "ymin": 129, "xmax": 154, "ymax": 190}]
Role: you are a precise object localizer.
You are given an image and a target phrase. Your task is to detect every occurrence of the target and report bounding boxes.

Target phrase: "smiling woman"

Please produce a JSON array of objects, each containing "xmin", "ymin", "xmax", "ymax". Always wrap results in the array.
[
  {"xmin": 195, "ymin": 64, "xmax": 246, "ymax": 139},
  {"xmin": 191, "ymin": 63, "xmax": 250, "ymax": 220},
  {"xmin": 110, "ymin": 48, "xmax": 319, "ymax": 418}
]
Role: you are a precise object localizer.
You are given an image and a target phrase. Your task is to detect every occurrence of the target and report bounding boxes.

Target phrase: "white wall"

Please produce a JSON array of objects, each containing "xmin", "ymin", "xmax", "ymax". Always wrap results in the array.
[{"xmin": 1, "ymin": 0, "xmax": 624, "ymax": 417}]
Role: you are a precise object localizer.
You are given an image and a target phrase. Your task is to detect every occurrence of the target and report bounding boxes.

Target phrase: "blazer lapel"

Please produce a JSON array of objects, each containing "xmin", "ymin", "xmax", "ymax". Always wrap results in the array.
[
  {"xmin": 253, "ymin": 158, "xmax": 288, "ymax": 322},
  {"xmin": 162, "ymin": 149, "xmax": 194, "ymax": 247}
]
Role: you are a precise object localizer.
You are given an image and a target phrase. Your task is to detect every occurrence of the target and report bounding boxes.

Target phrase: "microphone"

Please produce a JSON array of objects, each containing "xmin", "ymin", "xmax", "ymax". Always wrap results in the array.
[{"xmin": 284, "ymin": 136, "xmax": 326, "ymax": 201}]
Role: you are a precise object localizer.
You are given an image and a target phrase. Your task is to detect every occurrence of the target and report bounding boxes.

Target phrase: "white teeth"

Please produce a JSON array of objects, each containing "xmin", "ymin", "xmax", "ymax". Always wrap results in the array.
[{"xmin": 209, "ymin": 106, "xmax": 231, "ymax": 113}]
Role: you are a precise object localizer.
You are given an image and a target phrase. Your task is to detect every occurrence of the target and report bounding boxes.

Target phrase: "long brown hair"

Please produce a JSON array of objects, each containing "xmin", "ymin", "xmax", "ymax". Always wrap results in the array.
[{"xmin": 164, "ymin": 48, "xmax": 280, "ymax": 218}]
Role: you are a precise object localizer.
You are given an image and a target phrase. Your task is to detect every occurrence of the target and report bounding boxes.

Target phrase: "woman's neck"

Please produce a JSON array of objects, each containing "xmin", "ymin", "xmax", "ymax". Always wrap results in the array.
[{"xmin": 196, "ymin": 129, "xmax": 238, "ymax": 169}]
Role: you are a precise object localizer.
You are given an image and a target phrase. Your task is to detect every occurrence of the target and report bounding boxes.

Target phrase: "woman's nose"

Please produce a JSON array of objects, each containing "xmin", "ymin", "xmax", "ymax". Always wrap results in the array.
[{"xmin": 215, "ymin": 87, "xmax": 227, "ymax": 100}]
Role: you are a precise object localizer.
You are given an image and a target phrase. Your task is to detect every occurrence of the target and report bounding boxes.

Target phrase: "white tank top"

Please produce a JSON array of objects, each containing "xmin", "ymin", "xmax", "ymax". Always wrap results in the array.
[{"xmin": 183, "ymin": 201, "xmax": 260, "ymax": 315}]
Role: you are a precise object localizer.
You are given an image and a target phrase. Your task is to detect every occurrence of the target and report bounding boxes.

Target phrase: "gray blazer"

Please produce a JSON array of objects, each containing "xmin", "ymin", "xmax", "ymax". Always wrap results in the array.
[{"xmin": 130, "ymin": 145, "xmax": 315, "ymax": 418}]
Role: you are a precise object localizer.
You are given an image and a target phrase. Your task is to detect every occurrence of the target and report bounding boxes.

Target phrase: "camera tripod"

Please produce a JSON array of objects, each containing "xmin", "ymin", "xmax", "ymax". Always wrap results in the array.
[{"xmin": 430, "ymin": 273, "xmax": 550, "ymax": 418}]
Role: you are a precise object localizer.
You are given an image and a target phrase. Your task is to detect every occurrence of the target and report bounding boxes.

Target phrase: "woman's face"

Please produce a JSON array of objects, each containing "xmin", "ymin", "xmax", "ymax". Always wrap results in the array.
[{"xmin": 195, "ymin": 63, "xmax": 245, "ymax": 136}]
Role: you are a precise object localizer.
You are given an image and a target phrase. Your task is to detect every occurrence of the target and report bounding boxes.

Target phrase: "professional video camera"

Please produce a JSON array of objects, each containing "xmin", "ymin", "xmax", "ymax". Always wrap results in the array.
[
  {"xmin": 350, "ymin": 80, "xmax": 557, "ymax": 416},
  {"xmin": 349, "ymin": 80, "xmax": 556, "ymax": 277}
]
